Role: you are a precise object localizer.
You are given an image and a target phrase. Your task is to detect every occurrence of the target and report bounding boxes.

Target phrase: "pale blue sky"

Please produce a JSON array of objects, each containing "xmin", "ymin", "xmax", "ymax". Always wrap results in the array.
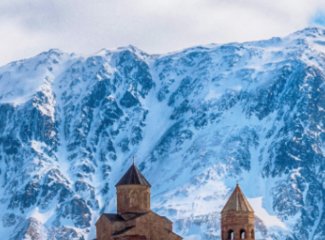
[
  {"xmin": 311, "ymin": 10, "xmax": 325, "ymax": 26},
  {"xmin": 0, "ymin": 0, "xmax": 325, "ymax": 65}
]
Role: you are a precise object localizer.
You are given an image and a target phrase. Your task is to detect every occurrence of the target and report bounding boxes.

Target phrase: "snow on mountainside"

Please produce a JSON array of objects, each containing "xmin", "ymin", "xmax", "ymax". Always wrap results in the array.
[{"xmin": 0, "ymin": 27, "xmax": 324, "ymax": 240}]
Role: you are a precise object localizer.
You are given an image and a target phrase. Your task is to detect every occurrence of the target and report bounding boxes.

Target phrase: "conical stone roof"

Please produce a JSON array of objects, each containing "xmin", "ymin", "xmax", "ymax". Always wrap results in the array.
[
  {"xmin": 115, "ymin": 163, "xmax": 151, "ymax": 187},
  {"xmin": 221, "ymin": 184, "xmax": 254, "ymax": 213}
]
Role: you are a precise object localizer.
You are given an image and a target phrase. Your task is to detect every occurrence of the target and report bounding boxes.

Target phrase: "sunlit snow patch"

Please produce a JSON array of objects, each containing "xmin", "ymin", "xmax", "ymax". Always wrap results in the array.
[{"xmin": 249, "ymin": 197, "xmax": 287, "ymax": 229}]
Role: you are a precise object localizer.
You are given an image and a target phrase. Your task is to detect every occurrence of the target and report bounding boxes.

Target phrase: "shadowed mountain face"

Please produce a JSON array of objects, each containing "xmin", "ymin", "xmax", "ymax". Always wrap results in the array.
[{"xmin": 0, "ymin": 27, "xmax": 324, "ymax": 240}]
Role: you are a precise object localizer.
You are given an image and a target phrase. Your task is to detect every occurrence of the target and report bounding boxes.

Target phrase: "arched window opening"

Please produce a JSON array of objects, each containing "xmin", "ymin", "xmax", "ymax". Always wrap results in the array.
[
  {"xmin": 240, "ymin": 229, "xmax": 246, "ymax": 239},
  {"xmin": 251, "ymin": 229, "xmax": 254, "ymax": 238},
  {"xmin": 228, "ymin": 230, "xmax": 234, "ymax": 240}
]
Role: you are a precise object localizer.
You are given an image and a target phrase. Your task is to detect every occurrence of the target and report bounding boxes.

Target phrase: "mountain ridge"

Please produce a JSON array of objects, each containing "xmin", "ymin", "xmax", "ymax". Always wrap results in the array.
[{"xmin": 0, "ymin": 27, "xmax": 324, "ymax": 239}]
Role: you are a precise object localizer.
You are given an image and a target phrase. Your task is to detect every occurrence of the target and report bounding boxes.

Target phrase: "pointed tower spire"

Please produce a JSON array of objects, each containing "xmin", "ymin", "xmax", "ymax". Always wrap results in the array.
[
  {"xmin": 221, "ymin": 184, "xmax": 254, "ymax": 213},
  {"xmin": 115, "ymin": 163, "xmax": 151, "ymax": 187}
]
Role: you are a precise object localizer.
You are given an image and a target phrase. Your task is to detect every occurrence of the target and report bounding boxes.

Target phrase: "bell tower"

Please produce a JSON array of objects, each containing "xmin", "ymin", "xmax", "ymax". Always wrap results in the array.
[
  {"xmin": 115, "ymin": 163, "xmax": 151, "ymax": 214},
  {"xmin": 221, "ymin": 184, "xmax": 255, "ymax": 240}
]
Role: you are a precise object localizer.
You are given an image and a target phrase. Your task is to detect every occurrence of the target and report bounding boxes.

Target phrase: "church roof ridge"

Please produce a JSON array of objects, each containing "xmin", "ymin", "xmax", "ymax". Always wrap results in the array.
[{"xmin": 221, "ymin": 184, "xmax": 254, "ymax": 213}]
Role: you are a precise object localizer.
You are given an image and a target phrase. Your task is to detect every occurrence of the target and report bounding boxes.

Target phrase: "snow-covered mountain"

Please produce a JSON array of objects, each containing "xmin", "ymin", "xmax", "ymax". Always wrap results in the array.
[{"xmin": 0, "ymin": 27, "xmax": 324, "ymax": 240}]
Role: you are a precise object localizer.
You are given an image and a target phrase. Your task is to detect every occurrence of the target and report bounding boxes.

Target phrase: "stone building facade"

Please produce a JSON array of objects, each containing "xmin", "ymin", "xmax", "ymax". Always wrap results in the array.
[
  {"xmin": 221, "ymin": 184, "xmax": 255, "ymax": 240},
  {"xmin": 96, "ymin": 163, "xmax": 182, "ymax": 240}
]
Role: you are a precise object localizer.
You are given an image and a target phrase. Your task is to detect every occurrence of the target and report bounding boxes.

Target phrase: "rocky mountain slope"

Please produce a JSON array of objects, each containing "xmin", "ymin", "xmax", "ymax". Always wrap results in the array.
[{"xmin": 0, "ymin": 27, "xmax": 324, "ymax": 240}]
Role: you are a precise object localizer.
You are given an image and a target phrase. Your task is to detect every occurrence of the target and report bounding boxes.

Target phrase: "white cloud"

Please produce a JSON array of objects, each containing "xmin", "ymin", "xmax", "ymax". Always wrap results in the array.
[{"xmin": 0, "ymin": 0, "xmax": 324, "ymax": 65}]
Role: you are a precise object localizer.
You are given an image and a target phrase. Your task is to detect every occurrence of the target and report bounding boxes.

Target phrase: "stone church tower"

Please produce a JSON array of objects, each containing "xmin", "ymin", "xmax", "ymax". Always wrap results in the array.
[
  {"xmin": 221, "ymin": 184, "xmax": 255, "ymax": 240},
  {"xmin": 96, "ymin": 162, "xmax": 182, "ymax": 240},
  {"xmin": 115, "ymin": 162, "xmax": 151, "ymax": 214}
]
